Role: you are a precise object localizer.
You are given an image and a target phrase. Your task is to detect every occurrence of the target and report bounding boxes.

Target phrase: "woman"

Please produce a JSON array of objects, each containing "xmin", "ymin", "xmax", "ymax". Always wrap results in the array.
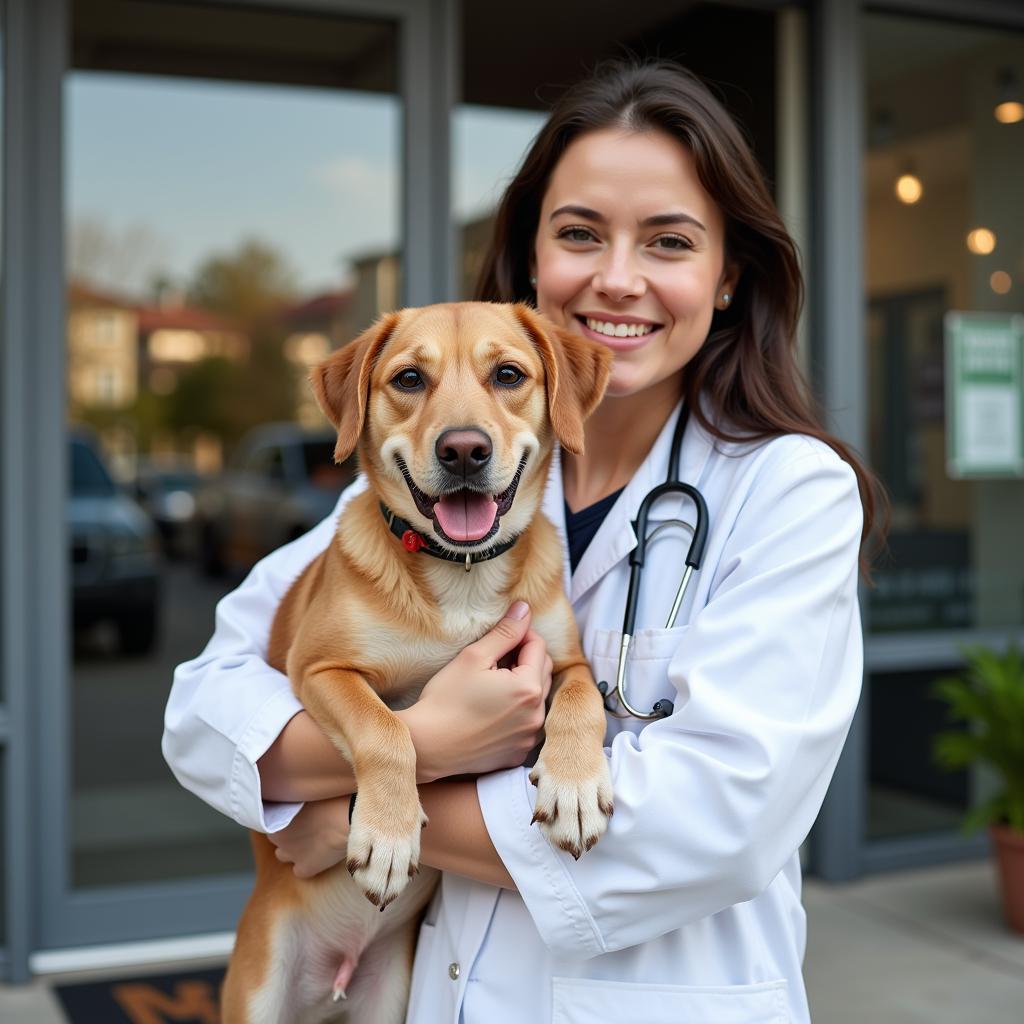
[{"xmin": 164, "ymin": 59, "xmax": 879, "ymax": 1023}]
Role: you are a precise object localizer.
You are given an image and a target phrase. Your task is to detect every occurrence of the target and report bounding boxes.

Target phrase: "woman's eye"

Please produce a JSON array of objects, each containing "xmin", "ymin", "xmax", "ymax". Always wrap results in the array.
[
  {"xmin": 392, "ymin": 369, "xmax": 424, "ymax": 391},
  {"xmin": 654, "ymin": 234, "xmax": 694, "ymax": 251},
  {"xmin": 558, "ymin": 226, "xmax": 596, "ymax": 244},
  {"xmin": 493, "ymin": 365, "xmax": 525, "ymax": 387}
]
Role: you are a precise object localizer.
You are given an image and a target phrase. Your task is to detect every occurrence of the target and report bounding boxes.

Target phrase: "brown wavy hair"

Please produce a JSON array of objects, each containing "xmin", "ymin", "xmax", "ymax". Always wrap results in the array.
[{"xmin": 475, "ymin": 58, "xmax": 885, "ymax": 575}]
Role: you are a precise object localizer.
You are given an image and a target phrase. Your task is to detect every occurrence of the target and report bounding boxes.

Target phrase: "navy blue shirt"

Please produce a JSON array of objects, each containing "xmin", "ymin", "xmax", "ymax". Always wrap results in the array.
[{"xmin": 564, "ymin": 488, "xmax": 624, "ymax": 573}]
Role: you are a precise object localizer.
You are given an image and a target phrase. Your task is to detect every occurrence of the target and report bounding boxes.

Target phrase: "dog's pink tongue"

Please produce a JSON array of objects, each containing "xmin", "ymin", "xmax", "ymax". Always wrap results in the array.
[{"xmin": 434, "ymin": 490, "xmax": 497, "ymax": 541}]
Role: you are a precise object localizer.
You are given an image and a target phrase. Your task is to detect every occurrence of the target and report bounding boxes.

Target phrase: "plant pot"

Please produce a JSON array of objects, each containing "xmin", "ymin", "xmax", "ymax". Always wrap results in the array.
[{"xmin": 990, "ymin": 822, "xmax": 1024, "ymax": 935}]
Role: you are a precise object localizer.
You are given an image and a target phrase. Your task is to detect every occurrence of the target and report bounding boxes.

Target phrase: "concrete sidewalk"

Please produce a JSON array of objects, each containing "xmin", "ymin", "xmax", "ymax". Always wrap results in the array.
[
  {"xmin": 803, "ymin": 859, "xmax": 1024, "ymax": 1022},
  {"xmin": 2, "ymin": 859, "xmax": 1022, "ymax": 1022}
]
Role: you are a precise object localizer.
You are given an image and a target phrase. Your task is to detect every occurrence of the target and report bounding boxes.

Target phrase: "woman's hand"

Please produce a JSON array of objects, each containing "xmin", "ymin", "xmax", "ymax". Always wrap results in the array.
[
  {"xmin": 267, "ymin": 796, "xmax": 351, "ymax": 878},
  {"xmin": 404, "ymin": 602, "xmax": 554, "ymax": 782}
]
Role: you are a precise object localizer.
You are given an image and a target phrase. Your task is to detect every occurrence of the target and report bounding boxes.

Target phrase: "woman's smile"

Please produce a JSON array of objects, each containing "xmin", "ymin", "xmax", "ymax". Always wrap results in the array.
[{"xmin": 575, "ymin": 312, "xmax": 663, "ymax": 349}]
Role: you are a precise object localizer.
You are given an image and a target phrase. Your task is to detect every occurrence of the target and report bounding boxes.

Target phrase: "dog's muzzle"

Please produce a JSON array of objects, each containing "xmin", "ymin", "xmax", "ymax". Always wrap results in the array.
[{"xmin": 395, "ymin": 451, "xmax": 529, "ymax": 547}]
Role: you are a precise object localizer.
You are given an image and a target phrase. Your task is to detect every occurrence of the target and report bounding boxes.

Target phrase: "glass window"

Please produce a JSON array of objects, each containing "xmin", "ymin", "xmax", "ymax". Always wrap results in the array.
[
  {"xmin": 864, "ymin": 13, "xmax": 1024, "ymax": 634},
  {"xmin": 453, "ymin": 105, "xmax": 547, "ymax": 299},
  {"xmin": 67, "ymin": 1, "xmax": 399, "ymax": 889},
  {"xmin": 863, "ymin": 13, "xmax": 1024, "ymax": 843}
]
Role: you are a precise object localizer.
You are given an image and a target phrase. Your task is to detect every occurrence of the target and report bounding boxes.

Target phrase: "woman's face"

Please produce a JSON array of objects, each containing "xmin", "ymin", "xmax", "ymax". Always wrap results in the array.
[{"xmin": 533, "ymin": 128, "xmax": 737, "ymax": 399}]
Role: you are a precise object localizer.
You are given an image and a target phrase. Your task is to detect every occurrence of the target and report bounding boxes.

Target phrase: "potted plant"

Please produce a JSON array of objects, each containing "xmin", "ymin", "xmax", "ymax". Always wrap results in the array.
[{"xmin": 933, "ymin": 645, "xmax": 1024, "ymax": 934}]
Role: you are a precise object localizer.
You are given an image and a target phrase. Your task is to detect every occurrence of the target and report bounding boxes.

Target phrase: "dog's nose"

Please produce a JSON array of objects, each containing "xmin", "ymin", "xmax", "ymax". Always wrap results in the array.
[{"xmin": 435, "ymin": 428, "xmax": 492, "ymax": 477}]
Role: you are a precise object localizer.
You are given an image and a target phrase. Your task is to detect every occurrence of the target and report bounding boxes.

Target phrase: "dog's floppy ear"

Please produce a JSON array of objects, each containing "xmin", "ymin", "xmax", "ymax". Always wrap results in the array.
[
  {"xmin": 310, "ymin": 311, "xmax": 402, "ymax": 462},
  {"xmin": 512, "ymin": 304, "xmax": 612, "ymax": 455}
]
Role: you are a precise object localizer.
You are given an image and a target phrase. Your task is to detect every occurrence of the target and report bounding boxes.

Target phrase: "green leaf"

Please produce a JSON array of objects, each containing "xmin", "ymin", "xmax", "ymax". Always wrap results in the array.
[
  {"xmin": 931, "ymin": 645, "xmax": 1024, "ymax": 835},
  {"xmin": 960, "ymin": 795, "xmax": 1008, "ymax": 835}
]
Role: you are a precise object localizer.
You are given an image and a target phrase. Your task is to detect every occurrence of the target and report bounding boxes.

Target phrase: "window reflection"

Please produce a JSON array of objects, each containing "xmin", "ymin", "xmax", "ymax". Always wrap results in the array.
[
  {"xmin": 864, "ymin": 14, "xmax": 1024, "ymax": 634},
  {"xmin": 864, "ymin": 13, "xmax": 1024, "ymax": 843},
  {"xmin": 67, "ymin": 8, "xmax": 399, "ymax": 887},
  {"xmin": 453, "ymin": 105, "xmax": 546, "ymax": 298}
]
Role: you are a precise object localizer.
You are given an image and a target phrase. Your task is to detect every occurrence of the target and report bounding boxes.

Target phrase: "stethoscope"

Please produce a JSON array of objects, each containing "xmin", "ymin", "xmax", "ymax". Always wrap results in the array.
[{"xmin": 596, "ymin": 404, "xmax": 709, "ymax": 721}]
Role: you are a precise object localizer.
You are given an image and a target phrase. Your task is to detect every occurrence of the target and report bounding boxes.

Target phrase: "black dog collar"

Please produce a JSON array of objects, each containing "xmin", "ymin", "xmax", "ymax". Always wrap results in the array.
[{"xmin": 379, "ymin": 502, "xmax": 519, "ymax": 572}]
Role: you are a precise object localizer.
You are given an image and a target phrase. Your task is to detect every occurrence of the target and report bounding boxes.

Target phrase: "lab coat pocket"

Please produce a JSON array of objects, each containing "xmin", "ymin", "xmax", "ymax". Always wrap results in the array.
[
  {"xmin": 591, "ymin": 626, "xmax": 690, "ymax": 736},
  {"xmin": 551, "ymin": 976, "xmax": 790, "ymax": 1024}
]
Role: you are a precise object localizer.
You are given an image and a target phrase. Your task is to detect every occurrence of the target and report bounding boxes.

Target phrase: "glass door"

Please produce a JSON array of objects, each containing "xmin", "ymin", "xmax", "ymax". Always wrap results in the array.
[{"xmin": 47, "ymin": 0, "xmax": 411, "ymax": 951}]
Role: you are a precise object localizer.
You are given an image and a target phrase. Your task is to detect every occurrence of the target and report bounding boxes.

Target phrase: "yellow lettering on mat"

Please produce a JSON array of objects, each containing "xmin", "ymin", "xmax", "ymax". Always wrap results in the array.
[{"xmin": 111, "ymin": 980, "xmax": 220, "ymax": 1023}]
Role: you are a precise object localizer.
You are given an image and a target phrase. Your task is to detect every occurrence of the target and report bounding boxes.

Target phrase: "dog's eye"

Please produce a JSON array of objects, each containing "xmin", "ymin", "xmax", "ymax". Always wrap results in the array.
[
  {"xmin": 392, "ymin": 369, "xmax": 424, "ymax": 391},
  {"xmin": 494, "ymin": 365, "xmax": 525, "ymax": 388}
]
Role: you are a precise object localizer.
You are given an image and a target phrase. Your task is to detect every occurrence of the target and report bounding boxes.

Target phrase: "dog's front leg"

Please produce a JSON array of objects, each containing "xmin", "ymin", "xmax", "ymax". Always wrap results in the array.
[
  {"xmin": 529, "ymin": 658, "xmax": 614, "ymax": 859},
  {"xmin": 297, "ymin": 666, "xmax": 427, "ymax": 909}
]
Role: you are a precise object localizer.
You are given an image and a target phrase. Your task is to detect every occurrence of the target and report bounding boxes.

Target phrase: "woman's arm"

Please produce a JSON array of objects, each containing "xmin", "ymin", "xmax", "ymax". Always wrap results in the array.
[
  {"xmin": 268, "ymin": 779, "xmax": 515, "ymax": 888},
  {"xmin": 417, "ymin": 779, "xmax": 516, "ymax": 889}
]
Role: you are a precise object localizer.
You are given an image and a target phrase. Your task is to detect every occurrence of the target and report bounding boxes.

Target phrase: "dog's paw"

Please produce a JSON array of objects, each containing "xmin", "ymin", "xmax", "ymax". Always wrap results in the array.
[
  {"xmin": 346, "ymin": 801, "xmax": 428, "ymax": 910},
  {"xmin": 528, "ymin": 744, "xmax": 613, "ymax": 860}
]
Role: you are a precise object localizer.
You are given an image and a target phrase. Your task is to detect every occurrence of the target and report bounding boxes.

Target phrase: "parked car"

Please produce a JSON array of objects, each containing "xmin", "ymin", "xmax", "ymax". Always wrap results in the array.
[
  {"xmin": 134, "ymin": 459, "xmax": 203, "ymax": 558},
  {"xmin": 70, "ymin": 432, "xmax": 161, "ymax": 655},
  {"xmin": 194, "ymin": 424, "xmax": 356, "ymax": 576}
]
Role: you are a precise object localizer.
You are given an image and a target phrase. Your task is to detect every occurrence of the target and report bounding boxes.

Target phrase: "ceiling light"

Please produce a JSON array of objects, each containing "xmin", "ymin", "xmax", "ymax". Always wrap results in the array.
[
  {"xmin": 990, "ymin": 271, "xmax": 1012, "ymax": 295},
  {"xmin": 895, "ymin": 171, "xmax": 923, "ymax": 205},
  {"xmin": 995, "ymin": 69, "xmax": 1024, "ymax": 124},
  {"xmin": 966, "ymin": 228, "xmax": 997, "ymax": 255}
]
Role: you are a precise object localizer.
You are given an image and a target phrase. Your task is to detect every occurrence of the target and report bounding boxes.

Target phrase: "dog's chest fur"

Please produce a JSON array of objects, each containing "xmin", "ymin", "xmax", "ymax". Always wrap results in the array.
[{"xmin": 348, "ymin": 557, "xmax": 513, "ymax": 706}]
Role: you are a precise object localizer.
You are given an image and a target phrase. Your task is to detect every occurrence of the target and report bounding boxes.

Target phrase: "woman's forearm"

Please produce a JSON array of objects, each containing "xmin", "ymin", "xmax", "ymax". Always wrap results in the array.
[
  {"xmin": 260, "ymin": 715, "xmax": 515, "ymax": 889},
  {"xmin": 257, "ymin": 711, "xmax": 356, "ymax": 802},
  {"xmin": 418, "ymin": 779, "xmax": 516, "ymax": 890},
  {"xmin": 257, "ymin": 706, "xmax": 445, "ymax": 802}
]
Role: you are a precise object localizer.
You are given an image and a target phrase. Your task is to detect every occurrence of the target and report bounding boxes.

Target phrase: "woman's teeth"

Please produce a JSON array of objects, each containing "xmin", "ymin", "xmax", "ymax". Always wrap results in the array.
[{"xmin": 585, "ymin": 318, "xmax": 656, "ymax": 338}]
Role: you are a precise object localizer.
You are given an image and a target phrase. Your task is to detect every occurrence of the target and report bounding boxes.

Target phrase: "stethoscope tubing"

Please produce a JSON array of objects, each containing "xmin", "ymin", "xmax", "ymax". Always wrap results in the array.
[{"xmin": 599, "ymin": 405, "xmax": 709, "ymax": 721}]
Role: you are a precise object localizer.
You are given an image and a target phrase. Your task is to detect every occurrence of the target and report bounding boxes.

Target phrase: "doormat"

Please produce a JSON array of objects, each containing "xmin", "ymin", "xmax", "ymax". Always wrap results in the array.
[{"xmin": 54, "ymin": 966, "xmax": 226, "ymax": 1023}]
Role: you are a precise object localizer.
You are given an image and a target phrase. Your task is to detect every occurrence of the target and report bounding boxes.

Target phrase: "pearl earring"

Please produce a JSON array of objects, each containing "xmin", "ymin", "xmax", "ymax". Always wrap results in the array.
[
  {"xmin": 530, "ymin": 276, "xmax": 537, "ymax": 286},
  {"xmin": 722, "ymin": 292, "xmax": 731, "ymax": 306}
]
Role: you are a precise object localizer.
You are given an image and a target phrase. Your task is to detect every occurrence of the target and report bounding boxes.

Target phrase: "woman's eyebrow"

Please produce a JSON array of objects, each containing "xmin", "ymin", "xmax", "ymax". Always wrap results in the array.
[
  {"xmin": 549, "ymin": 204, "xmax": 605, "ymax": 222},
  {"xmin": 549, "ymin": 204, "xmax": 706, "ymax": 232},
  {"xmin": 642, "ymin": 212, "xmax": 707, "ymax": 232}
]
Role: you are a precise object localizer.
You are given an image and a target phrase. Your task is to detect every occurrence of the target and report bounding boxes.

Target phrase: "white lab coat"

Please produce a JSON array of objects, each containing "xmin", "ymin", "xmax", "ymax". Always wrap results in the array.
[{"xmin": 163, "ymin": 401, "xmax": 863, "ymax": 1024}]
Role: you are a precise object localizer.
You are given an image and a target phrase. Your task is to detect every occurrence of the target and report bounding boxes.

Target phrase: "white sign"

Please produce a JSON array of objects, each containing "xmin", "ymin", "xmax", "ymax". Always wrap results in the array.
[{"xmin": 945, "ymin": 312, "xmax": 1024, "ymax": 478}]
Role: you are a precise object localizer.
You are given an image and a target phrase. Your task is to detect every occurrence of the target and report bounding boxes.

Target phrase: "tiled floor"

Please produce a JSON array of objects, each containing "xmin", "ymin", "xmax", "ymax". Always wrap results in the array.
[{"xmin": 3, "ymin": 859, "xmax": 1022, "ymax": 1022}]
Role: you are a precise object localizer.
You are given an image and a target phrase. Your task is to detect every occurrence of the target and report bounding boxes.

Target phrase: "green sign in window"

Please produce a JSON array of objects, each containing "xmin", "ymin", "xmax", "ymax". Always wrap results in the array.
[{"xmin": 945, "ymin": 312, "xmax": 1024, "ymax": 478}]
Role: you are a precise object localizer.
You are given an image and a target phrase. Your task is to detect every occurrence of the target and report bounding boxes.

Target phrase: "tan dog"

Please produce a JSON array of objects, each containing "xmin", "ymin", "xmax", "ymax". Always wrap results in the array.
[{"xmin": 221, "ymin": 302, "xmax": 613, "ymax": 1024}]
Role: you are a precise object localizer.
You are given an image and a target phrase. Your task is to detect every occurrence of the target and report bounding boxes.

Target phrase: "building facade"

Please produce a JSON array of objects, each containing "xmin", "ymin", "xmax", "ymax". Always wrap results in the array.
[{"xmin": 2, "ymin": 0, "xmax": 1023, "ymax": 984}]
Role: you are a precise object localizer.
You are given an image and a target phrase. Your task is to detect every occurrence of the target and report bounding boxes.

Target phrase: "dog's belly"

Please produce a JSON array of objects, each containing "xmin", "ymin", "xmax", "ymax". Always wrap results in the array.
[
  {"xmin": 249, "ymin": 862, "xmax": 439, "ymax": 1023},
  {"xmin": 298, "ymin": 861, "xmax": 439, "ymax": 963},
  {"xmin": 299, "ymin": 864, "xmax": 438, "ymax": 950}
]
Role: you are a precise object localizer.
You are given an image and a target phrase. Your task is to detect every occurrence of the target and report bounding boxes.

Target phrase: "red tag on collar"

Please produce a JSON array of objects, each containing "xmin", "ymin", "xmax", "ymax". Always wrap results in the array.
[{"xmin": 402, "ymin": 529, "xmax": 425, "ymax": 552}]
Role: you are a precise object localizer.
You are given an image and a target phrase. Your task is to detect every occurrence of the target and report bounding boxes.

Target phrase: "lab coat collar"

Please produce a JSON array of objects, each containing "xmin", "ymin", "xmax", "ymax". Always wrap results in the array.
[{"xmin": 543, "ymin": 398, "xmax": 715, "ymax": 607}]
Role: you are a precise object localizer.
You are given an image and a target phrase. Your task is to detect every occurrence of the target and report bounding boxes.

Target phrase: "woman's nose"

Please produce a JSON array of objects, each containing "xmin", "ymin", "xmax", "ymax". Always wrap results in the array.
[{"xmin": 593, "ymin": 245, "xmax": 645, "ymax": 301}]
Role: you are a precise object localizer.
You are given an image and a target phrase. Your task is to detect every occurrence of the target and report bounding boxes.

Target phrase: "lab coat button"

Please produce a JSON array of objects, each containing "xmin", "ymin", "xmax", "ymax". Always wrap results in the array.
[{"xmin": 448, "ymin": 962, "xmax": 460, "ymax": 981}]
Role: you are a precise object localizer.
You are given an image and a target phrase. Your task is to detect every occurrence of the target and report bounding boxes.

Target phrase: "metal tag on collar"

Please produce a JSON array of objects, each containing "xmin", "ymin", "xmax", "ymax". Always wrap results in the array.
[{"xmin": 465, "ymin": 552, "xmax": 472, "ymax": 572}]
